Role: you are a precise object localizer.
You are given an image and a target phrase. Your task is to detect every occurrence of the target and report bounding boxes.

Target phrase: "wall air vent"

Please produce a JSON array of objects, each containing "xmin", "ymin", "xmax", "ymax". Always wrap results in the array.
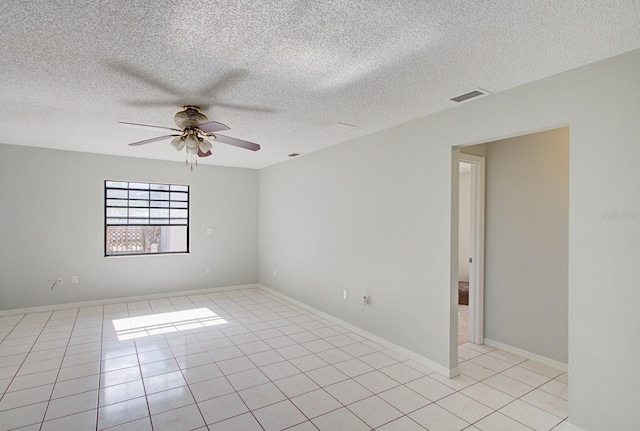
[
  {"xmin": 288, "ymin": 153, "xmax": 301, "ymax": 157},
  {"xmin": 450, "ymin": 88, "xmax": 490, "ymax": 103}
]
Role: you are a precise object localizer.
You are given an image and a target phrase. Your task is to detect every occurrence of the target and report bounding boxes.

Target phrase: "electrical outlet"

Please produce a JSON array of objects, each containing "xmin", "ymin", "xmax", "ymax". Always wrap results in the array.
[
  {"xmin": 56, "ymin": 276, "xmax": 64, "ymax": 285},
  {"xmin": 71, "ymin": 275, "xmax": 78, "ymax": 284},
  {"xmin": 206, "ymin": 266, "xmax": 211, "ymax": 274}
]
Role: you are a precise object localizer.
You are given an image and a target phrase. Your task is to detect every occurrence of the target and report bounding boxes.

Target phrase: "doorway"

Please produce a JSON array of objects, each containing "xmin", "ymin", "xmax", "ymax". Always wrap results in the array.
[
  {"xmin": 458, "ymin": 154, "xmax": 485, "ymax": 346},
  {"xmin": 452, "ymin": 127, "xmax": 569, "ymax": 369}
]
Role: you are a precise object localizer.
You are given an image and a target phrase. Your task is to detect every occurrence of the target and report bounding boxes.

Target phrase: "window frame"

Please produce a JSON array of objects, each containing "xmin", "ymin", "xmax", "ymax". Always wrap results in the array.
[{"xmin": 104, "ymin": 180, "xmax": 190, "ymax": 257}]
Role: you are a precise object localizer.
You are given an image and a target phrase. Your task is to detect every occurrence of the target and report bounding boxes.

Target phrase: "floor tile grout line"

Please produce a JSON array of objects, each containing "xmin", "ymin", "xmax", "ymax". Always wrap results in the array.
[
  {"xmin": 202, "ymin": 297, "xmax": 291, "ymax": 430},
  {"xmin": 91, "ymin": 299, "xmax": 151, "ymax": 431},
  {"xmin": 173, "ymin": 294, "xmax": 332, "ymax": 429},
  {"xmin": 0, "ymin": 313, "xmax": 28, "ymax": 347},
  {"xmin": 193, "ymin": 297, "xmax": 563, "ymax": 429},
  {"xmin": 131, "ymin": 298, "xmax": 156, "ymax": 431},
  {"xmin": 218, "ymin": 291, "xmax": 416, "ymax": 428},
  {"xmin": 2, "ymin": 289, "xmax": 568, "ymax": 431},
  {"xmin": 1, "ymin": 309, "xmax": 59, "ymax": 412},
  {"xmin": 234, "ymin": 293, "xmax": 325, "ymax": 431},
  {"xmin": 212, "ymin": 296, "xmax": 398, "ymax": 429},
  {"xmin": 147, "ymin": 293, "xmax": 262, "ymax": 429},
  {"xmin": 0, "ymin": 313, "xmax": 29, "ymax": 401},
  {"xmin": 37, "ymin": 307, "xmax": 82, "ymax": 430},
  {"xmin": 94, "ymin": 303, "xmax": 106, "ymax": 431},
  {"xmin": 164, "ymin": 294, "xmax": 219, "ymax": 430},
  {"xmin": 210, "ymin": 293, "xmax": 272, "ymax": 430},
  {"xmin": 35, "ymin": 307, "xmax": 105, "ymax": 429},
  {"xmin": 448, "ymin": 347, "xmax": 569, "ymax": 428}
]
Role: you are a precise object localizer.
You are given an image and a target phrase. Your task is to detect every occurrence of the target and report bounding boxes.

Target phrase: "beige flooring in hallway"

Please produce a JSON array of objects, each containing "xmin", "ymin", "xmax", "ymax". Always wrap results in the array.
[{"xmin": 458, "ymin": 304, "xmax": 469, "ymax": 345}]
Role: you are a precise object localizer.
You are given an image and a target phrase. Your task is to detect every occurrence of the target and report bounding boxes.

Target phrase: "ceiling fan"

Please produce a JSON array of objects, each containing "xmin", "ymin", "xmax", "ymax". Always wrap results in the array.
[{"xmin": 121, "ymin": 106, "xmax": 260, "ymax": 170}]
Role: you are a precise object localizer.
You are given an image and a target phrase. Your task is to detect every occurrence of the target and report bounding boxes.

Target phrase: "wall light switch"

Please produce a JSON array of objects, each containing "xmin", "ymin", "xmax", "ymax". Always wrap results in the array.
[
  {"xmin": 343, "ymin": 290, "xmax": 348, "ymax": 300},
  {"xmin": 71, "ymin": 275, "xmax": 78, "ymax": 284},
  {"xmin": 206, "ymin": 228, "xmax": 212, "ymax": 236}
]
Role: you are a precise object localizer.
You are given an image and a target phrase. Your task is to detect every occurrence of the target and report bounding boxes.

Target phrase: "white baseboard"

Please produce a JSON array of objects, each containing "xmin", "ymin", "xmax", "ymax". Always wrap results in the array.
[
  {"xmin": 483, "ymin": 338, "xmax": 568, "ymax": 372},
  {"xmin": 553, "ymin": 421, "xmax": 587, "ymax": 431},
  {"xmin": 258, "ymin": 284, "xmax": 458, "ymax": 378},
  {"xmin": 0, "ymin": 284, "xmax": 259, "ymax": 317}
]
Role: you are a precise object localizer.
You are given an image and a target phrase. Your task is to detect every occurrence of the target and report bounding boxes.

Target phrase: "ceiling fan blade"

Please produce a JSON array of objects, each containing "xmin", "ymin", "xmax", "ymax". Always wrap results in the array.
[
  {"xmin": 198, "ymin": 120, "xmax": 230, "ymax": 133},
  {"xmin": 108, "ymin": 61, "xmax": 182, "ymax": 96},
  {"xmin": 128, "ymin": 135, "xmax": 175, "ymax": 146},
  {"xmin": 120, "ymin": 122, "xmax": 182, "ymax": 133},
  {"xmin": 198, "ymin": 149, "xmax": 212, "ymax": 157},
  {"xmin": 214, "ymin": 134, "xmax": 261, "ymax": 151},
  {"xmin": 123, "ymin": 99, "xmax": 273, "ymax": 114},
  {"xmin": 212, "ymin": 102, "xmax": 274, "ymax": 113},
  {"xmin": 198, "ymin": 70, "xmax": 249, "ymax": 99},
  {"xmin": 123, "ymin": 99, "xmax": 183, "ymax": 108}
]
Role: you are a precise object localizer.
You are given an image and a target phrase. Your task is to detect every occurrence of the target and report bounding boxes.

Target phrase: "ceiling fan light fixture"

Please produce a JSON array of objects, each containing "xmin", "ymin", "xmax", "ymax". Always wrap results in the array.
[
  {"xmin": 185, "ymin": 134, "xmax": 199, "ymax": 151},
  {"xmin": 199, "ymin": 139, "xmax": 212, "ymax": 153},
  {"xmin": 171, "ymin": 137, "xmax": 185, "ymax": 151}
]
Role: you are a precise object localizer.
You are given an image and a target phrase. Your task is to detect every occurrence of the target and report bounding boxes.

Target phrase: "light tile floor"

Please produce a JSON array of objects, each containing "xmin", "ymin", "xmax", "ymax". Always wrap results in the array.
[
  {"xmin": 458, "ymin": 305, "xmax": 469, "ymax": 345},
  {"xmin": 0, "ymin": 288, "xmax": 570, "ymax": 430}
]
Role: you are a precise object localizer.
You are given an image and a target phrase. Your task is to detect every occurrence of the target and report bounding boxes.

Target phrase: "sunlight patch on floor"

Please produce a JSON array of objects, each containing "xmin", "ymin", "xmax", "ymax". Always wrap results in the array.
[{"xmin": 112, "ymin": 307, "xmax": 227, "ymax": 340}]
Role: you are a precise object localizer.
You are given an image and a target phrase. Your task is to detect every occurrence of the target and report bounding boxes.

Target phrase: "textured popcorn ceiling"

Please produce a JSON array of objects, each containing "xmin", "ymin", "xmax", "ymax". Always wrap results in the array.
[{"xmin": 1, "ymin": 1, "xmax": 639, "ymax": 169}]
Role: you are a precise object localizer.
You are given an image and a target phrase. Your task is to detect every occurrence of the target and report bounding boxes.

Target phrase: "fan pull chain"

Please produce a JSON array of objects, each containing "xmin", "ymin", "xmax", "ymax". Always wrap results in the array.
[{"xmin": 185, "ymin": 153, "xmax": 198, "ymax": 171}]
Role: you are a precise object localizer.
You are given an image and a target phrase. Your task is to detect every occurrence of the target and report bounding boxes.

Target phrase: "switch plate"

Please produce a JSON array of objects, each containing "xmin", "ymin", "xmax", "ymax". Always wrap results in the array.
[
  {"xmin": 206, "ymin": 228, "xmax": 212, "ymax": 236},
  {"xmin": 206, "ymin": 266, "xmax": 211, "ymax": 274},
  {"xmin": 343, "ymin": 290, "xmax": 348, "ymax": 300},
  {"xmin": 56, "ymin": 276, "xmax": 64, "ymax": 285},
  {"xmin": 71, "ymin": 275, "xmax": 78, "ymax": 284}
]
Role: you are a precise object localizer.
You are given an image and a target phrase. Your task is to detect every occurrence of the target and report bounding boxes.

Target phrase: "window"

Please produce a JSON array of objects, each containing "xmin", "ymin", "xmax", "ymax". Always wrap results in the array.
[{"xmin": 105, "ymin": 180, "xmax": 189, "ymax": 256}]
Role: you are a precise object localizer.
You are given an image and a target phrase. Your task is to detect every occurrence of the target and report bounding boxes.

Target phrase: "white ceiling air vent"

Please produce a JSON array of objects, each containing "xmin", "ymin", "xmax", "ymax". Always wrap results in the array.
[{"xmin": 450, "ymin": 88, "xmax": 490, "ymax": 103}]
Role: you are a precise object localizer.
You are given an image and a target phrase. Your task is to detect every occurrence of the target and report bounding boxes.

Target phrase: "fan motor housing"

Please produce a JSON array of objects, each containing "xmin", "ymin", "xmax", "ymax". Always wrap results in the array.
[{"xmin": 174, "ymin": 106, "xmax": 209, "ymax": 129}]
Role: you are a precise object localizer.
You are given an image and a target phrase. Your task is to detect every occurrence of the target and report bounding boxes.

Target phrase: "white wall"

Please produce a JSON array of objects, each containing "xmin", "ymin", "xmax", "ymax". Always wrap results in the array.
[
  {"xmin": 0, "ymin": 144, "xmax": 259, "ymax": 310},
  {"xmin": 483, "ymin": 128, "xmax": 569, "ymax": 363},
  {"xmin": 259, "ymin": 132, "xmax": 452, "ymax": 366},
  {"xmin": 458, "ymin": 168, "xmax": 471, "ymax": 282},
  {"xmin": 258, "ymin": 49, "xmax": 640, "ymax": 430}
]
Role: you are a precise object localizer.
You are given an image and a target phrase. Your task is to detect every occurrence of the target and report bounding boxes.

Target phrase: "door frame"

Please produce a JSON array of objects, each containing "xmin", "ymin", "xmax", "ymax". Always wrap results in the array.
[{"xmin": 459, "ymin": 153, "xmax": 485, "ymax": 344}]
